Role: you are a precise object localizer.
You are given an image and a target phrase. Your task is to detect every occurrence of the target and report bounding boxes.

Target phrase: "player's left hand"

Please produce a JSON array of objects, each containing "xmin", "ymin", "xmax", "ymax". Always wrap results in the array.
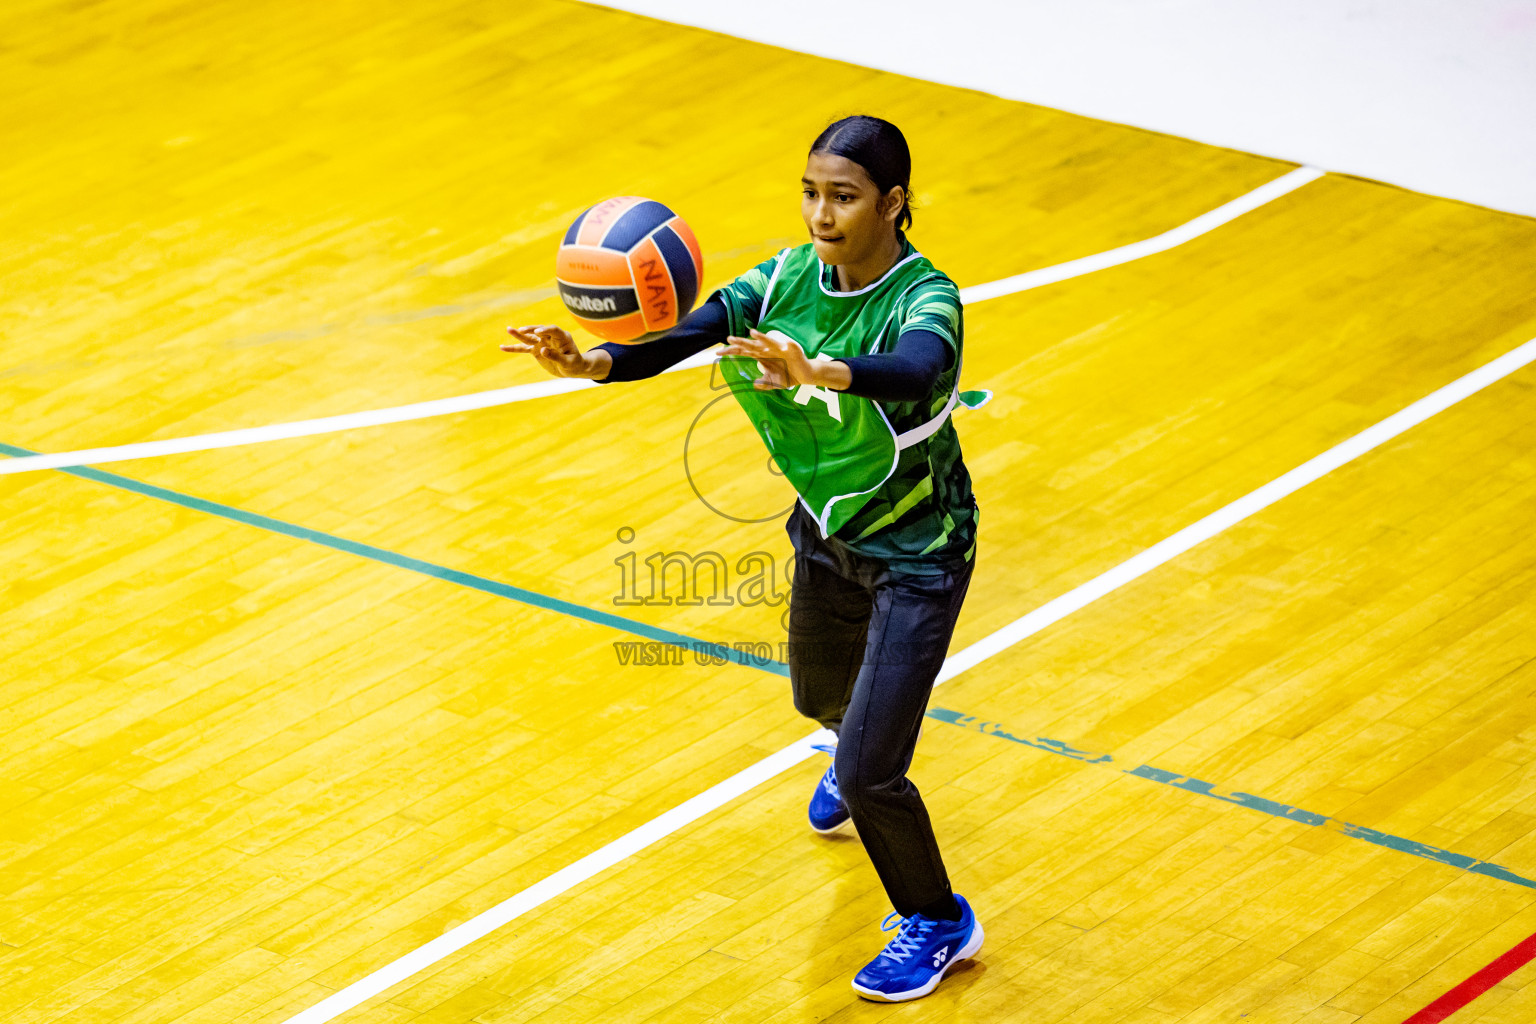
[
  {"xmin": 718, "ymin": 328, "xmax": 817, "ymax": 390},
  {"xmin": 501, "ymin": 324, "xmax": 609, "ymax": 380}
]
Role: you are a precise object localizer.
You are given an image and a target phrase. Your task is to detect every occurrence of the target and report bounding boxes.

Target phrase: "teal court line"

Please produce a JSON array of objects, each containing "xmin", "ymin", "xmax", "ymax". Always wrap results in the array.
[
  {"xmin": 926, "ymin": 707, "xmax": 1536, "ymax": 889},
  {"xmin": 7, "ymin": 439, "xmax": 1529, "ymax": 889},
  {"xmin": 0, "ymin": 440, "xmax": 786, "ymax": 677}
]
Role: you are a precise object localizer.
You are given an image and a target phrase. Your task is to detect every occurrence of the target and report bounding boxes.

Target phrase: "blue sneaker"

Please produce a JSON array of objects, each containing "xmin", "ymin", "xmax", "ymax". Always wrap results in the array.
[
  {"xmin": 808, "ymin": 759, "xmax": 851, "ymax": 834},
  {"xmin": 851, "ymin": 894, "xmax": 983, "ymax": 1002},
  {"xmin": 807, "ymin": 744, "xmax": 850, "ymax": 834}
]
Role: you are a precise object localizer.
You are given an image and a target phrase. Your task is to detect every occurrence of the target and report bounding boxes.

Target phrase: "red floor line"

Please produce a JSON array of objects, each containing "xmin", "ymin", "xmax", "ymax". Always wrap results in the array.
[{"xmin": 1401, "ymin": 930, "xmax": 1536, "ymax": 1024}]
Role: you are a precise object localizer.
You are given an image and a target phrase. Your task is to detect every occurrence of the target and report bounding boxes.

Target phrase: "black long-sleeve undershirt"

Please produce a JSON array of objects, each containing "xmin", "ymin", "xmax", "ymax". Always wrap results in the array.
[
  {"xmin": 842, "ymin": 333, "xmax": 952, "ymax": 403},
  {"xmin": 591, "ymin": 295, "xmax": 953, "ymax": 403},
  {"xmin": 591, "ymin": 296, "xmax": 730, "ymax": 383}
]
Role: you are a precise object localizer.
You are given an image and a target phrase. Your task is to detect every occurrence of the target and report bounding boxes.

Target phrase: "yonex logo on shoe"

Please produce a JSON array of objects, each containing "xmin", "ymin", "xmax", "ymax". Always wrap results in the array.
[{"xmin": 932, "ymin": 946, "xmax": 949, "ymax": 968}]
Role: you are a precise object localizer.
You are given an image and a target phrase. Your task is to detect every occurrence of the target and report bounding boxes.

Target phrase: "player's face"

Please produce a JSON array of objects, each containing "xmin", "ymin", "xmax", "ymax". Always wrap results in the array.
[{"xmin": 801, "ymin": 152, "xmax": 902, "ymax": 267}]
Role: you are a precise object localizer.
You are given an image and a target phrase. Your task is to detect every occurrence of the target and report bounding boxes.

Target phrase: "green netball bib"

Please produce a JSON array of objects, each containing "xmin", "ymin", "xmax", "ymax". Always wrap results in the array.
[{"xmin": 719, "ymin": 245, "xmax": 989, "ymax": 538}]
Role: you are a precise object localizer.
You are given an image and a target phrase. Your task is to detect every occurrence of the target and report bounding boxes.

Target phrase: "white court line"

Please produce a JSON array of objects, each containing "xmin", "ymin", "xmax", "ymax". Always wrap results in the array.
[
  {"xmin": 281, "ymin": 330, "xmax": 1536, "ymax": 1023},
  {"xmin": 0, "ymin": 167, "xmax": 1322, "ymax": 477},
  {"xmin": 956, "ymin": 165, "xmax": 1325, "ymax": 303}
]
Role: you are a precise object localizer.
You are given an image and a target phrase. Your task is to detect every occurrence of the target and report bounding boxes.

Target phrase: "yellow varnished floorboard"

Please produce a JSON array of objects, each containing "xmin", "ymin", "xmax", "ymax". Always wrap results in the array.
[
  {"xmin": 348, "ymin": 366, "xmax": 1536, "ymax": 1024},
  {"xmin": 3, "ymin": 1, "xmax": 1536, "ymax": 1023},
  {"xmin": 103, "ymin": 172, "xmax": 1536, "ymax": 670},
  {"xmin": 0, "ymin": 0, "xmax": 1281, "ymax": 454}
]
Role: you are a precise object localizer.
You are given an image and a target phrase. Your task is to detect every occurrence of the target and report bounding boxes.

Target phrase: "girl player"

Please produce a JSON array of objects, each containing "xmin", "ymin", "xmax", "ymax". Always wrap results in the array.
[{"xmin": 504, "ymin": 115, "xmax": 984, "ymax": 1002}]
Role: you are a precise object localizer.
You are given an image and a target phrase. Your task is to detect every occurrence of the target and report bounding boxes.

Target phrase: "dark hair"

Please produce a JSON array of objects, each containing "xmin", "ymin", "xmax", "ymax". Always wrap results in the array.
[{"xmin": 810, "ymin": 115, "xmax": 914, "ymax": 233}]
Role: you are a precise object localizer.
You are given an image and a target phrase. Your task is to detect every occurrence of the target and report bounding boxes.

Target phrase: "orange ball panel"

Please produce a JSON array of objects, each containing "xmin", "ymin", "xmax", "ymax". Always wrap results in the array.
[
  {"xmin": 573, "ymin": 309, "xmax": 648, "ymax": 345},
  {"xmin": 627, "ymin": 235, "xmax": 679, "ymax": 333},
  {"xmin": 556, "ymin": 245, "xmax": 632, "ymax": 288}
]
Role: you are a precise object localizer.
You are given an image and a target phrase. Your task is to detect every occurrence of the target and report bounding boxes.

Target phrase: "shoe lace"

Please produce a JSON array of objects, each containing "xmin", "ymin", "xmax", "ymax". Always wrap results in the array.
[
  {"xmin": 811, "ymin": 743, "xmax": 841, "ymax": 802},
  {"xmin": 876, "ymin": 912, "xmax": 936, "ymax": 964}
]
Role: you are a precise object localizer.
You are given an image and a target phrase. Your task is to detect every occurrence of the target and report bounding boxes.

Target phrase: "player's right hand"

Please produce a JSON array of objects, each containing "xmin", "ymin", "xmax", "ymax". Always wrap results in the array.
[{"xmin": 502, "ymin": 325, "xmax": 609, "ymax": 380}]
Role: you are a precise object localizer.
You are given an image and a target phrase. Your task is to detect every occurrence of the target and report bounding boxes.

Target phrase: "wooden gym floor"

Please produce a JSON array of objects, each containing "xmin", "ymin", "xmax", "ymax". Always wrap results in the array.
[{"xmin": 3, "ymin": 1, "xmax": 1536, "ymax": 1022}]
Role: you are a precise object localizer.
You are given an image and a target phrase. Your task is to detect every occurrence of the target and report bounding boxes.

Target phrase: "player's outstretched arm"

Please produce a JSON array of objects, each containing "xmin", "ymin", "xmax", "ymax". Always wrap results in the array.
[
  {"xmin": 719, "ymin": 328, "xmax": 855, "ymax": 392},
  {"xmin": 502, "ymin": 325, "xmax": 613, "ymax": 380}
]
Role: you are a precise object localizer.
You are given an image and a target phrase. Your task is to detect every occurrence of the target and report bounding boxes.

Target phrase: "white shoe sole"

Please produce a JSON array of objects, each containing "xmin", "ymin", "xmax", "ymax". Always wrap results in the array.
[
  {"xmin": 810, "ymin": 815, "xmax": 855, "ymax": 836},
  {"xmin": 850, "ymin": 918, "xmax": 984, "ymax": 1002}
]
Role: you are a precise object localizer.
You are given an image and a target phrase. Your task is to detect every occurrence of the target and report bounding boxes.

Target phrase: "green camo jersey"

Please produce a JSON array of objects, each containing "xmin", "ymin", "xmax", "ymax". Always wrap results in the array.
[{"xmin": 713, "ymin": 238, "xmax": 978, "ymax": 575}]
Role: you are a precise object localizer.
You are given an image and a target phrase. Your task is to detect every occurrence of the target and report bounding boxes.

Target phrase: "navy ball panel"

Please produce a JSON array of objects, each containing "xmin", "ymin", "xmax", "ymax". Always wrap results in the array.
[
  {"xmin": 652, "ymin": 223, "xmax": 698, "ymax": 316},
  {"xmin": 600, "ymin": 200, "xmax": 675, "ymax": 252}
]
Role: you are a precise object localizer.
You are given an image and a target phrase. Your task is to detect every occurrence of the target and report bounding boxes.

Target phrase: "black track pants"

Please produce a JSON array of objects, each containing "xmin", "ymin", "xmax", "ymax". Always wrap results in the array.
[{"xmin": 784, "ymin": 502, "xmax": 975, "ymax": 918}]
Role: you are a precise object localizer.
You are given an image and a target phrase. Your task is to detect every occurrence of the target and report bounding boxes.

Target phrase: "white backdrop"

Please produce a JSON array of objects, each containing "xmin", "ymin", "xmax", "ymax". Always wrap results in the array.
[{"xmin": 599, "ymin": 0, "xmax": 1536, "ymax": 218}]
